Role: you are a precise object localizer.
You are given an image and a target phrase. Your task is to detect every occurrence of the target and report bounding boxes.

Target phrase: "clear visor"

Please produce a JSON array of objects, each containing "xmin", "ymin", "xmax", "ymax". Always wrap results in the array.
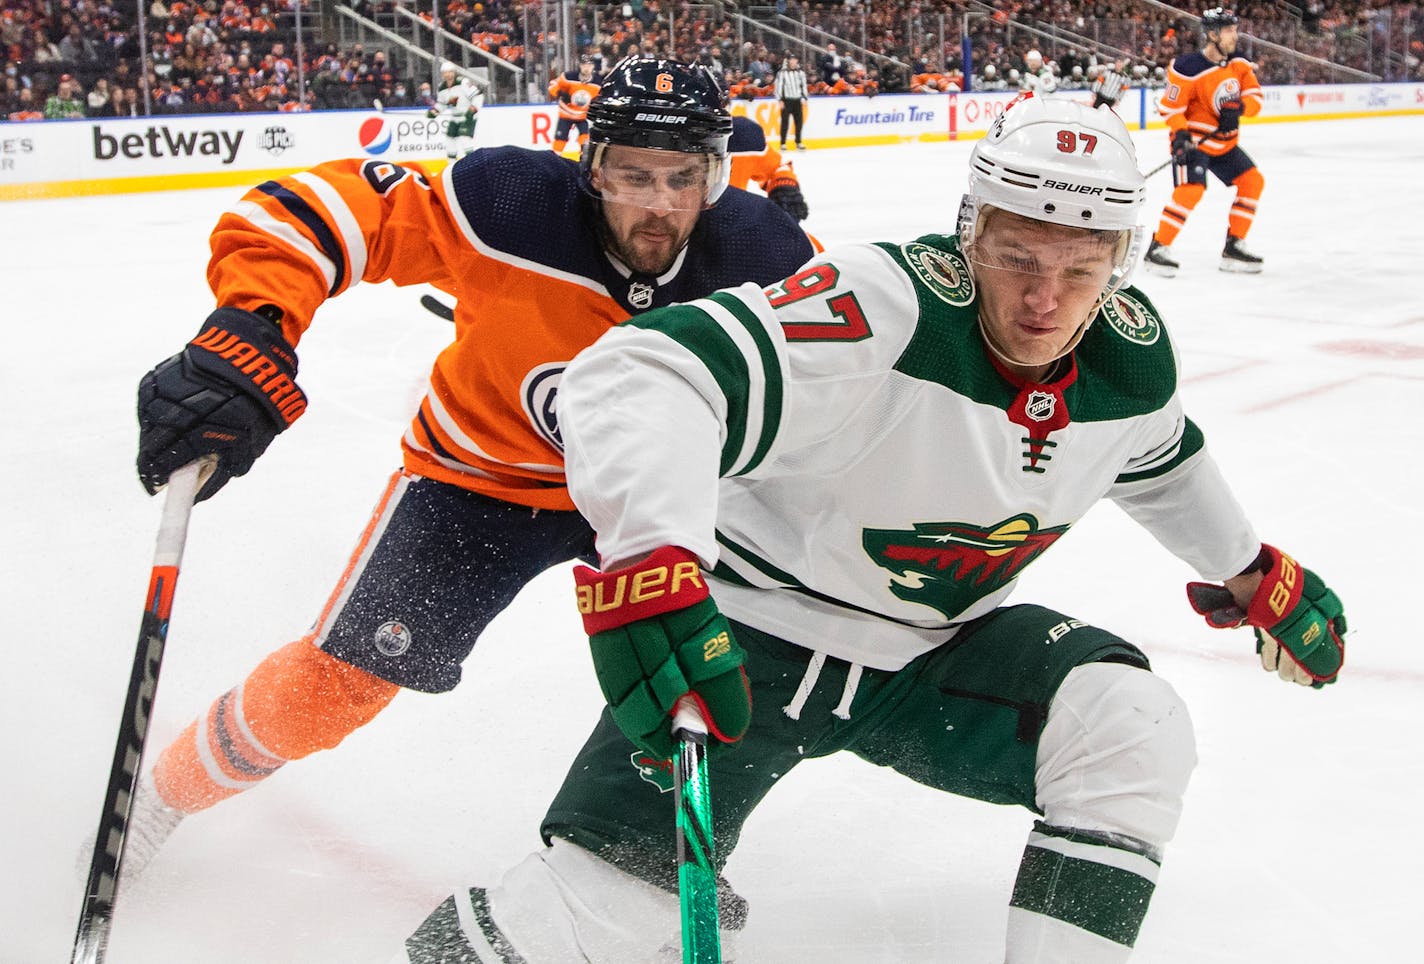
[
  {"xmin": 587, "ymin": 143, "xmax": 729, "ymax": 213},
  {"xmin": 962, "ymin": 202, "xmax": 1140, "ymax": 299}
]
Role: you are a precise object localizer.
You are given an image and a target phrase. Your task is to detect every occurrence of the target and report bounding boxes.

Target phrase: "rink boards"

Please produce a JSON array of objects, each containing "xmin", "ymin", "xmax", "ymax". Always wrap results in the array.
[{"xmin": 3, "ymin": 81, "xmax": 1421, "ymax": 200}]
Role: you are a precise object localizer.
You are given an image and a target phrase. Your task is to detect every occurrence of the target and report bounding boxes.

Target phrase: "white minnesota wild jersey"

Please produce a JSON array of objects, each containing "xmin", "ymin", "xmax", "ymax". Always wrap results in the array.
[{"xmin": 560, "ymin": 237, "xmax": 1260, "ymax": 670}]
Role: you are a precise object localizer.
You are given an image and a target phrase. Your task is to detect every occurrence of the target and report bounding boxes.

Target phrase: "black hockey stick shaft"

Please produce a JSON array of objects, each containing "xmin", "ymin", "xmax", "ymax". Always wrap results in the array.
[
  {"xmin": 420, "ymin": 293, "xmax": 456, "ymax": 322},
  {"xmin": 1144, "ymin": 128, "xmax": 1226, "ymax": 178},
  {"xmin": 71, "ymin": 459, "xmax": 208, "ymax": 964}
]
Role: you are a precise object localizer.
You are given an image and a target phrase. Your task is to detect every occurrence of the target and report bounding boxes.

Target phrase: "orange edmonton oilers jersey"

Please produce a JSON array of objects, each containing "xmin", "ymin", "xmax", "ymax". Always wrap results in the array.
[
  {"xmin": 548, "ymin": 72, "xmax": 602, "ymax": 122},
  {"xmin": 1158, "ymin": 51, "xmax": 1262, "ymax": 157},
  {"xmin": 207, "ymin": 148, "xmax": 816, "ymax": 510}
]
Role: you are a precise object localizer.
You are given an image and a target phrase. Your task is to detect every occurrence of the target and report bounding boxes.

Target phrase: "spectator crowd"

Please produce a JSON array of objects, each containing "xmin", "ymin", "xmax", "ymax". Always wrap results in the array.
[{"xmin": 5, "ymin": 0, "xmax": 1421, "ymax": 122}]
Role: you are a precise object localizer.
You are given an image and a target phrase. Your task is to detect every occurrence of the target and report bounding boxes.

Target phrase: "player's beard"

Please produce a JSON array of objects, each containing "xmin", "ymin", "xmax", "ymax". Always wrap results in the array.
[{"xmin": 599, "ymin": 202, "xmax": 698, "ymax": 276}]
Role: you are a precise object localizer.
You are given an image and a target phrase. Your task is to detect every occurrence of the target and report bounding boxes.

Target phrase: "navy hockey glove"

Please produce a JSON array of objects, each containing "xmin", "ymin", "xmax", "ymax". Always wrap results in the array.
[
  {"xmin": 1186, "ymin": 545, "xmax": 1346, "ymax": 688},
  {"xmin": 575, "ymin": 547, "xmax": 751, "ymax": 760},
  {"xmin": 137, "ymin": 307, "xmax": 306, "ymax": 503},
  {"xmin": 765, "ymin": 165, "xmax": 810, "ymax": 222},
  {"xmin": 1216, "ymin": 97, "xmax": 1243, "ymax": 133},
  {"xmin": 1170, "ymin": 128, "xmax": 1195, "ymax": 167}
]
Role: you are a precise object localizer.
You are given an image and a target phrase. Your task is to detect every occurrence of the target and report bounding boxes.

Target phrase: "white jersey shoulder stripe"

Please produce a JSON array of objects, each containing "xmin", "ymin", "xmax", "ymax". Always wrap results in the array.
[
  {"xmin": 227, "ymin": 198, "xmax": 337, "ymax": 293},
  {"xmin": 291, "ymin": 170, "xmax": 369, "ymax": 296},
  {"xmin": 440, "ymin": 161, "xmax": 612, "ymax": 299}
]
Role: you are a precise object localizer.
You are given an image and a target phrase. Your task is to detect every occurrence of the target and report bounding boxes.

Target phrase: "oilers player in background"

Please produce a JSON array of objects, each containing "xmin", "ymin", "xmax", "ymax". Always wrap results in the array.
[
  {"xmin": 549, "ymin": 55, "xmax": 602, "ymax": 155},
  {"xmin": 430, "ymin": 60, "xmax": 482, "ymax": 160},
  {"xmin": 1143, "ymin": 8, "xmax": 1265, "ymax": 276},
  {"xmin": 727, "ymin": 114, "xmax": 810, "ymax": 223},
  {"xmin": 396, "ymin": 97, "xmax": 1346, "ymax": 963},
  {"xmin": 123, "ymin": 58, "xmax": 815, "ymax": 881}
]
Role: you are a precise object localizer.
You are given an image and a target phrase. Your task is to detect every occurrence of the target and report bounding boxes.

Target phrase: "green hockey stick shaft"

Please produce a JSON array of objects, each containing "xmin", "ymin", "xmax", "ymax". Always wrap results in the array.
[{"xmin": 673, "ymin": 698, "xmax": 721, "ymax": 964}]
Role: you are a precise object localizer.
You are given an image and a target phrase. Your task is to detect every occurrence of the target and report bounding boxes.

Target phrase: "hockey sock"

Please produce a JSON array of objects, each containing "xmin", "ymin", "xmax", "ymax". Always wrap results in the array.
[
  {"xmin": 1153, "ymin": 182, "xmax": 1204, "ymax": 246},
  {"xmin": 1227, "ymin": 167, "xmax": 1264, "ymax": 240},
  {"xmin": 1006, "ymin": 822, "xmax": 1160, "ymax": 963},
  {"xmin": 552, "ymin": 138, "xmax": 568, "ymax": 153},
  {"xmin": 152, "ymin": 639, "xmax": 399, "ymax": 813}
]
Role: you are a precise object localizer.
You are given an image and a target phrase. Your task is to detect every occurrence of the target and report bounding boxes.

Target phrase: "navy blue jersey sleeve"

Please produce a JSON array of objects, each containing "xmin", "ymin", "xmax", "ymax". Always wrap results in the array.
[{"xmin": 681, "ymin": 187, "xmax": 816, "ymax": 295}]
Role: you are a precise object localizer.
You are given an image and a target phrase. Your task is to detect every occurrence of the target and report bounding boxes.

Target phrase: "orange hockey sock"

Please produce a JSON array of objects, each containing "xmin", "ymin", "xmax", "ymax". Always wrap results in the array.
[
  {"xmin": 1228, "ymin": 167, "xmax": 1264, "ymax": 239},
  {"xmin": 1154, "ymin": 183, "xmax": 1205, "ymax": 246},
  {"xmin": 152, "ymin": 639, "xmax": 399, "ymax": 813}
]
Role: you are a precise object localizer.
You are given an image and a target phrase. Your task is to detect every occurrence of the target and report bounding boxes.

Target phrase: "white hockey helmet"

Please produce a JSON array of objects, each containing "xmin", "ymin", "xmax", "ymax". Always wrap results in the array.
[
  {"xmin": 959, "ymin": 94, "xmax": 1146, "ymax": 292},
  {"xmin": 440, "ymin": 61, "xmax": 458, "ymax": 76},
  {"xmin": 1025, "ymin": 49, "xmax": 1044, "ymax": 69}
]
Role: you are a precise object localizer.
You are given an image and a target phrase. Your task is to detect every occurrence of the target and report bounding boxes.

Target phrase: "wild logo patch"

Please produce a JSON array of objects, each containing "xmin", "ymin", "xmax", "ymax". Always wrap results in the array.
[
  {"xmin": 1101, "ymin": 292, "xmax": 1160, "ymax": 345},
  {"xmin": 863, "ymin": 514, "xmax": 1069, "ymax": 619},
  {"xmin": 901, "ymin": 242, "xmax": 975, "ymax": 306},
  {"xmin": 631, "ymin": 749, "xmax": 674, "ymax": 793}
]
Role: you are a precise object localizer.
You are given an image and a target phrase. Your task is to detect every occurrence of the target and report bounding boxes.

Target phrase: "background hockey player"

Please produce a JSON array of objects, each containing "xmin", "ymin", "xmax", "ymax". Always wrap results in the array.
[
  {"xmin": 1144, "ymin": 8, "xmax": 1265, "ymax": 275},
  {"xmin": 396, "ymin": 97, "xmax": 1346, "ymax": 963},
  {"xmin": 123, "ymin": 58, "xmax": 815, "ymax": 881},
  {"xmin": 727, "ymin": 114, "xmax": 810, "ymax": 223},
  {"xmin": 548, "ymin": 55, "xmax": 602, "ymax": 155},
  {"xmin": 1019, "ymin": 48, "xmax": 1058, "ymax": 94},
  {"xmin": 429, "ymin": 61, "xmax": 481, "ymax": 160}
]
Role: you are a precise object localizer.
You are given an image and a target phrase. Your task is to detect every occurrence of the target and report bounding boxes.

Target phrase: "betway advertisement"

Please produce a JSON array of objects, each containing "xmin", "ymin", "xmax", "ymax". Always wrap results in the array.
[{"xmin": 3, "ymin": 83, "xmax": 1420, "ymax": 200}]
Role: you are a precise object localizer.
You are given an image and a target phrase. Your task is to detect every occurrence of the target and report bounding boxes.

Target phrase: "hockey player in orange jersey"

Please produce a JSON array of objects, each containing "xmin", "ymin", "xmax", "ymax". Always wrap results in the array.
[
  {"xmin": 728, "ymin": 113, "xmax": 810, "ymax": 223},
  {"xmin": 1143, "ymin": 8, "xmax": 1265, "ymax": 276},
  {"xmin": 548, "ymin": 55, "xmax": 602, "ymax": 154},
  {"xmin": 123, "ymin": 58, "xmax": 815, "ymax": 880}
]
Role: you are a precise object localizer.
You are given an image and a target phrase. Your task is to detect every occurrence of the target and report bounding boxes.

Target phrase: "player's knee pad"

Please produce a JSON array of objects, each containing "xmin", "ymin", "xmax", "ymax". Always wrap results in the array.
[
  {"xmin": 480, "ymin": 838, "xmax": 740, "ymax": 963},
  {"xmin": 1034, "ymin": 662, "xmax": 1197, "ymax": 847},
  {"xmin": 1169, "ymin": 181, "xmax": 1206, "ymax": 211},
  {"xmin": 244, "ymin": 638, "xmax": 400, "ymax": 760},
  {"xmin": 1232, "ymin": 166, "xmax": 1264, "ymax": 200}
]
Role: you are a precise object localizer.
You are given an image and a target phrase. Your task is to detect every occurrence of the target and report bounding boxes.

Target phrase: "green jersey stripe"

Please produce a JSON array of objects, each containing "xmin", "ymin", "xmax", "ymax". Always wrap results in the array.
[
  {"xmin": 1115, "ymin": 417, "xmax": 1205, "ymax": 485},
  {"xmin": 627, "ymin": 303, "xmax": 750, "ymax": 475},
  {"xmin": 705, "ymin": 290, "xmax": 784, "ymax": 476}
]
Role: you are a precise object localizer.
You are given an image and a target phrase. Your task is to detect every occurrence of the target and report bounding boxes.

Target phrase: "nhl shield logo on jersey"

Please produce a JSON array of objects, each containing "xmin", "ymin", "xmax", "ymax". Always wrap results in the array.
[
  {"xmin": 1100, "ymin": 292, "xmax": 1161, "ymax": 345},
  {"xmin": 901, "ymin": 242, "xmax": 975, "ymax": 306},
  {"xmin": 521, "ymin": 363, "xmax": 566, "ymax": 452},
  {"xmin": 631, "ymin": 750, "xmax": 675, "ymax": 793},
  {"xmin": 373, "ymin": 620, "xmax": 413, "ymax": 657},
  {"xmin": 1025, "ymin": 390, "xmax": 1056, "ymax": 422},
  {"xmin": 863, "ymin": 514, "xmax": 1069, "ymax": 619},
  {"xmin": 627, "ymin": 281, "xmax": 655, "ymax": 310}
]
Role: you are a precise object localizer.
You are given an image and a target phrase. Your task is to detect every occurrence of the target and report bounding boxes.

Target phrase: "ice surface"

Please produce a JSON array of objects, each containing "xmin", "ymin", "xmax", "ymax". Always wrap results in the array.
[{"xmin": 2, "ymin": 115, "xmax": 1421, "ymax": 963}]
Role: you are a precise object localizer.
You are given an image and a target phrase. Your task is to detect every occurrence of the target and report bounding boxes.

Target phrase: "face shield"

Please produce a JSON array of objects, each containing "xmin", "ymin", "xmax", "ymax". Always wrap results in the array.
[
  {"xmin": 585, "ymin": 142, "xmax": 730, "ymax": 213},
  {"xmin": 960, "ymin": 202, "xmax": 1141, "ymax": 371}
]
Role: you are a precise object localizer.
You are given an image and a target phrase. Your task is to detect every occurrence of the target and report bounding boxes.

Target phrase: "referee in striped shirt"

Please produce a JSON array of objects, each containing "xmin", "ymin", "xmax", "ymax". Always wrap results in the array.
[
  {"xmin": 775, "ymin": 54, "xmax": 809, "ymax": 150},
  {"xmin": 1092, "ymin": 59, "xmax": 1129, "ymax": 109}
]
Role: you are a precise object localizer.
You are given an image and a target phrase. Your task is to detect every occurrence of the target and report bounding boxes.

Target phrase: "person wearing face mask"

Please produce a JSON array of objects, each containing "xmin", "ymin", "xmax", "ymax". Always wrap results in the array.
[{"xmin": 113, "ymin": 59, "xmax": 815, "ymax": 896}]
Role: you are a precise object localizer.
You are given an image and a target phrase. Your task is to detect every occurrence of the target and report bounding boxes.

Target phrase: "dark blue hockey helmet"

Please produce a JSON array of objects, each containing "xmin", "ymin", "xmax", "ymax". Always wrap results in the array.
[{"xmin": 581, "ymin": 57, "xmax": 733, "ymax": 208}]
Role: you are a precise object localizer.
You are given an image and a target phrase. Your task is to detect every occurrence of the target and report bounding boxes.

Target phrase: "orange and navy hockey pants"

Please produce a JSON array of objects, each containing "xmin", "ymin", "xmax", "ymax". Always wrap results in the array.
[
  {"xmin": 154, "ymin": 470, "xmax": 595, "ymax": 812},
  {"xmin": 1154, "ymin": 145, "xmax": 1264, "ymax": 245}
]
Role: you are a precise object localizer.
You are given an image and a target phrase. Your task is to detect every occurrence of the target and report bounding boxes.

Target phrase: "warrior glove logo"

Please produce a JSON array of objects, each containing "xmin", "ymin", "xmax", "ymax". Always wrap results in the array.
[{"xmin": 863, "ymin": 514, "xmax": 1068, "ymax": 619}]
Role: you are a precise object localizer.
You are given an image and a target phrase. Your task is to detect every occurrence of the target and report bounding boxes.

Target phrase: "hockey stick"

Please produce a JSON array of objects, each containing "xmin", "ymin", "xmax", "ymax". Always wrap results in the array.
[
  {"xmin": 673, "ymin": 698, "xmax": 721, "ymax": 963},
  {"xmin": 420, "ymin": 293, "xmax": 455, "ymax": 322},
  {"xmin": 1143, "ymin": 128, "xmax": 1226, "ymax": 178},
  {"xmin": 71, "ymin": 457, "xmax": 211, "ymax": 964}
]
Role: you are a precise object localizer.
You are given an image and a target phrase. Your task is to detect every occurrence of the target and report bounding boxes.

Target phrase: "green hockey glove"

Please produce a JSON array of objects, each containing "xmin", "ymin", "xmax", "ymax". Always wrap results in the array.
[
  {"xmin": 1186, "ymin": 544, "xmax": 1346, "ymax": 688},
  {"xmin": 575, "ymin": 547, "xmax": 751, "ymax": 759}
]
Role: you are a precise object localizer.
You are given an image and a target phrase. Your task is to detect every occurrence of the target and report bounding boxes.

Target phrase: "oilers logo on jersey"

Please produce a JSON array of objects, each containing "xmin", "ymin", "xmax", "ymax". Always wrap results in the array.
[
  {"xmin": 521, "ymin": 363, "xmax": 567, "ymax": 452},
  {"xmin": 862, "ymin": 515, "xmax": 1069, "ymax": 620}
]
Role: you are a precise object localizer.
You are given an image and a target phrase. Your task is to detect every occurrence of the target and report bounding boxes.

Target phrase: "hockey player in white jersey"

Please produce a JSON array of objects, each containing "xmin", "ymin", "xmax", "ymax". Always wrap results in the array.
[
  {"xmin": 429, "ymin": 61, "xmax": 481, "ymax": 159},
  {"xmin": 1020, "ymin": 48, "xmax": 1058, "ymax": 94},
  {"xmin": 394, "ymin": 96, "xmax": 1347, "ymax": 963}
]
